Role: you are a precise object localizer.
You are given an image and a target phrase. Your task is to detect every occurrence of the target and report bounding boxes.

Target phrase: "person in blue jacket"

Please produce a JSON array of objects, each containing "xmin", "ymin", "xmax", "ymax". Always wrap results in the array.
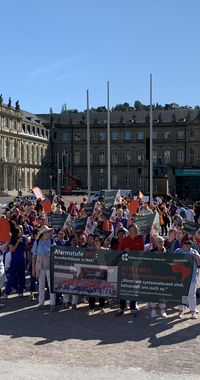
[{"xmin": 4, "ymin": 226, "xmax": 26, "ymax": 298}]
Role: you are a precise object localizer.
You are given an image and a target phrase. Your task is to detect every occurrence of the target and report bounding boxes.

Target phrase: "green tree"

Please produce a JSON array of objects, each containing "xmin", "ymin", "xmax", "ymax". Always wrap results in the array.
[
  {"xmin": 134, "ymin": 100, "xmax": 144, "ymax": 111},
  {"xmin": 61, "ymin": 103, "xmax": 67, "ymax": 113}
]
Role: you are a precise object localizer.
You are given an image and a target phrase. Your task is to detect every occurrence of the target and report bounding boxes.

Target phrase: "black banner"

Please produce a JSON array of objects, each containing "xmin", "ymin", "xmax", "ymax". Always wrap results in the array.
[{"xmin": 50, "ymin": 246, "xmax": 194, "ymax": 303}]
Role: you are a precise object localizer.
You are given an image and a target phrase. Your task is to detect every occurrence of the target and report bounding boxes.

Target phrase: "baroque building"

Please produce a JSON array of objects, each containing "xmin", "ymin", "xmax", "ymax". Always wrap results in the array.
[
  {"xmin": 39, "ymin": 109, "xmax": 200, "ymax": 200},
  {"xmin": 0, "ymin": 97, "xmax": 50, "ymax": 194}
]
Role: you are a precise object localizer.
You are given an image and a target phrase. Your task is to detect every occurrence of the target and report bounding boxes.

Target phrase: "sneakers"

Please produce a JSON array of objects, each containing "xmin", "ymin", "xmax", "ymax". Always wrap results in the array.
[
  {"xmin": 151, "ymin": 309, "xmax": 158, "ymax": 318},
  {"xmin": 160, "ymin": 309, "xmax": 167, "ymax": 318},
  {"xmin": 115, "ymin": 309, "xmax": 124, "ymax": 317},
  {"xmin": 178, "ymin": 312, "xmax": 184, "ymax": 319},
  {"xmin": 88, "ymin": 309, "xmax": 95, "ymax": 316},
  {"xmin": 191, "ymin": 312, "xmax": 197, "ymax": 319}
]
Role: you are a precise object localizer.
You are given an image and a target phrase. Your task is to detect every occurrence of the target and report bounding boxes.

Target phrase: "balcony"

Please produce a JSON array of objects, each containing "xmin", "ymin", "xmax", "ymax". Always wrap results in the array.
[{"xmin": 1, "ymin": 157, "xmax": 18, "ymax": 163}]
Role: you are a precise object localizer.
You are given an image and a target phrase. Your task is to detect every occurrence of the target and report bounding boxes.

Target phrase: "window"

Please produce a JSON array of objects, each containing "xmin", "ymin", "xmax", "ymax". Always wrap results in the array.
[
  {"xmin": 190, "ymin": 129, "xmax": 194, "ymax": 138},
  {"xmin": 164, "ymin": 131, "xmax": 171, "ymax": 140},
  {"xmin": 99, "ymin": 132, "xmax": 106, "ymax": 141},
  {"xmin": 13, "ymin": 141, "xmax": 17, "ymax": 159},
  {"xmin": 124, "ymin": 131, "xmax": 132, "ymax": 140},
  {"xmin": 112, "ymin": 151, "xmax": 118, "ymax": 164},
  {"xmin": 137, "ymin": 131, "xmax": 144, "ymax": 140},
  {"xmin": 99, "ymin": 151, "xmax": 105, "ymax": 164},
  {"xmin": 153, "ymin": 131, "xmax": 158, "ymax": 140},
  {"xmin": 177, "ymin": 130, "xmax": 184, "ymax": 140},
  {"xmin": 125, "ymin": 174, "xmax": 130, "ymax": 187},
  {"xmin": 74, "ymin": 133, "xmax": 80, "ymax": 141},
  {"xmin": 177, "ymin": 150, "xmax": 184, "ymax": 163},
  {"xmin": 125, "ymin": 150, "xmax": 131, "ymax": 163},
  {"xmin": 164, "ymin": 150, "xmax": 170, "ymax": 164},
  {"xmin": 112, "ymin": 174, "xmax": 118, "ymax": 187},
  {"xmin": 137, "ymin": 151, "xmax": 144, "ymax": 163},
  {"xmin": 63, "ymin": 132, "xmax": 69, "ymax": 140},
  {"xmin": 189, "ymin": 148, "xmax": 194, "ymax": 163},
  {"xmin": 153, "ymin": 150, "xmax": 158, "ymax": 163},
  {"xmin": 111, "ymin": 131, "xmax": 118, "ymax": 141},
  {"xmin": 74, "ymin": 151, "xmax": 80, "ymax": 164}
]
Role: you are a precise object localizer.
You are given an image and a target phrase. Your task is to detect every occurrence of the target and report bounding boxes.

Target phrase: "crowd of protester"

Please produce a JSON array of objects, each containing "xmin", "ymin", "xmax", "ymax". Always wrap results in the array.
[{"xmin": 0, "ymin": 191, "xmax": 200, "ymax": 320}]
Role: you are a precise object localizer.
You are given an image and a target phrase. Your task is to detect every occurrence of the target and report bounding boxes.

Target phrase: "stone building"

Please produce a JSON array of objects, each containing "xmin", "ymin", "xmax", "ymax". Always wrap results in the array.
[
  {"xmin": 0, "ymin": 97, "xmax": 50, "ymax": 194},
  {"xmin": 39, "ymin": 109, "xmax": 200, "ymax": 199}
]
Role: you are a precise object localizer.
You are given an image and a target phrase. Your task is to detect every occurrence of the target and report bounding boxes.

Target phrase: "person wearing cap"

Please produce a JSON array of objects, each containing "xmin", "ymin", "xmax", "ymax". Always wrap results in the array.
[
  {"xmin": 32, "ymin": 225, "xmax": 56, "ymax": 311},
  {"xmin": 175, "ymin": 236, "xmax": 200, "ymax": 319}
]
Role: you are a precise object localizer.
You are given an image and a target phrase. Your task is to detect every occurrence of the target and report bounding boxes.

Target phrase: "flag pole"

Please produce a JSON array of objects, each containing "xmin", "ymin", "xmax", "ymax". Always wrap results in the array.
[
  {"xmin": 107, "ymin": 81, "xmax": 111, "ymax": 190},
  {"xmin": 149, "ymin": 74, "xmax": 153, "ymax": 203},
  {"xmin": 87, "ymin": 89, "xmax": 91, "ymax": 199}
]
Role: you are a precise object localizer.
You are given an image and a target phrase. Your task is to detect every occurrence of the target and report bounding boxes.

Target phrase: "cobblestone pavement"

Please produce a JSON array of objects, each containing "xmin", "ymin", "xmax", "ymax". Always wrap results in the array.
[{"xmin": 0, "ymin": 295, "xmax": 200, "ymax": 379}]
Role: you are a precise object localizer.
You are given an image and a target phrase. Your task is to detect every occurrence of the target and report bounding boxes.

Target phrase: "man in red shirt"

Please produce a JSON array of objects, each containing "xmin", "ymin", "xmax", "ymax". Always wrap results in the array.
[
  {"xmin": 116, "ymin": 224, "xmax": 144, "ymax": 317},
  {"xmin": 119, "ymin": 224, "xmax": 144, "ymax": 251}
]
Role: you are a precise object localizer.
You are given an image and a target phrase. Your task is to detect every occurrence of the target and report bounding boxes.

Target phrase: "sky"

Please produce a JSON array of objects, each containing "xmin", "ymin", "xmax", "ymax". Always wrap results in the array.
[{"xmin": 1, "ymin": 0, "xmax": 200, "ymax": 114}]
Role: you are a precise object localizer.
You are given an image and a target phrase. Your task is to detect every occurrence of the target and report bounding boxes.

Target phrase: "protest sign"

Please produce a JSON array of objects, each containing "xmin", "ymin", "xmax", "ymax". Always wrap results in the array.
[
  {"xmin": 47, "ymin": 213, "xmax": 68, "ymax": 228},
  {"xmin": 51, "ymin": 246, "xmax": 193, "ymax": 303},
  {"xmin": 103, "ymin": 190, "xmax": 118, "ymax": 208},
  {"xmin": 128, "ymin": 200, "xmax": 139, "ymax": 214},
  {"xmin": 135, "ymin": 213, "xmax": 155, "ymax": 235},
  {"xmin": 32, "ymin": 187, "xmax": 45, "ymax": 200},
  {"xmin": 43, "ymin": 199, "xmax": 52, "ymax": 213},
  {"xmin": 73, "ymin": 217, "xmax": 87, "ymax": 233},
  {"xmin": 83, "ymin": 202, "xmax": 95, "ymax": 215},
  {"xmin": 0, "ymin": 218, "xmax": 10, "ymax": 243},
  {"xmin": 183, "ymin": 221, "xmax": 200, "ymax": 235}
]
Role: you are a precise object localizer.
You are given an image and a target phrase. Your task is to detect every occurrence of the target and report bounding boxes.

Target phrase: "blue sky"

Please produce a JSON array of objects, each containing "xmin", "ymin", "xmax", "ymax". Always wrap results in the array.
[{"xmin": 1, "ymin": 0, "xmax": 200, "ymax": 114}]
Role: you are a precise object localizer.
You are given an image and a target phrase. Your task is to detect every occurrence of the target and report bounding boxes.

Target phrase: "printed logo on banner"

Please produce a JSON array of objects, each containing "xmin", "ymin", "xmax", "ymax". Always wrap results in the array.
[{"xmin": 122, "ymin": 253, "xmax": 129, "ymax": 261}]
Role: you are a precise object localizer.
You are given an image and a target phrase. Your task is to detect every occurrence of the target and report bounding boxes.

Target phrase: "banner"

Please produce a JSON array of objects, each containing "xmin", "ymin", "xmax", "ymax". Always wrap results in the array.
[
  {"xmin": 50, "ymin": 246, "xmax": 194, "ymax": 303},
  {"xmin": 135, "ymin": 213, "xmax": 155, "ymax": 235},
  {"xmin": 47, "ymin": 213, "xmax": 68, "ymax": 228}
]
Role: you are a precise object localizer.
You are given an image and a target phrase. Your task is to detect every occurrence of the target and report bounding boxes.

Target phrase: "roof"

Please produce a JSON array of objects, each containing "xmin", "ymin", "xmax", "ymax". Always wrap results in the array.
[{"xmin": 37, "ymin": 109, "xmax": 200, "ymax": 125}]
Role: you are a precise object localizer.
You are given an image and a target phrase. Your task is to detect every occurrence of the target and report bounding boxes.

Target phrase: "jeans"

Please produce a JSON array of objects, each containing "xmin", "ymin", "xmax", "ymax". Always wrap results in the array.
[
  {"xmin": 179, "ymin": 281, "xmax": 197, "ymax": 312},
  {"xmin": 38, "ymin": 269, "xmax": 55, "ymax": 306}
]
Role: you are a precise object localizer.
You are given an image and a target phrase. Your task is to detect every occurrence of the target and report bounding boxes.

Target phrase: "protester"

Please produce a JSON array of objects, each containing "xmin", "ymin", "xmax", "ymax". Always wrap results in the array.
[
  {"xmin": 176, "ymin": 236, "xmax": 200, "ymax": 319},
  {"xmin": 32, "ymin": 225, "xmax": 56, "ymax": 311}
]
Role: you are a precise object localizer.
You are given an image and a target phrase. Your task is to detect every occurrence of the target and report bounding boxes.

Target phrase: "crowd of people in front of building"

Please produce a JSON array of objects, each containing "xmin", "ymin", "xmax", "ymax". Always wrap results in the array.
[{"xmin": 0, "ymin": 191, "xmax": 200, "ymax": 320}]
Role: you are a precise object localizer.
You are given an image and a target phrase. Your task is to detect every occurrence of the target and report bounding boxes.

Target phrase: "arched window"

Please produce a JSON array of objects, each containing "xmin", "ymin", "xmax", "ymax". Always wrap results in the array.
[
  {"xmin": 74, "ymin": 151, "xmax": 80, "ymax": 164},
  {"xmin": 189, "ymin": 148, "xmax": 194, "ymax": 163},
  {"xmin": 153, "ymin": 150, "xmax": 157, "ymax": 163},
  {"xmin": 99, "ymin": 151, "xmax": 105, "ymax": 164},
  {"xmin": 112, "ymin": 151, "xmax": 118, "ymax": 164},
  {"xmin": 164, "ymin": 150, "xmax": 170, "ymax": 164},
  {"xmin": 177, "ymin": 150, "xmax": 184, "ymax": 164},
  {"xmin": 137, "ymin": 151, "xmax": 144, "ymax": 163}
]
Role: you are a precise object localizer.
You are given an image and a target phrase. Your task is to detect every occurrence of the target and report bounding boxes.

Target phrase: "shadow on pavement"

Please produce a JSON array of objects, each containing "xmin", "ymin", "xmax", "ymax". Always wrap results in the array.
[{"xmin": 0, "ymin": 296, "xmax": 199, "ymax": 348}]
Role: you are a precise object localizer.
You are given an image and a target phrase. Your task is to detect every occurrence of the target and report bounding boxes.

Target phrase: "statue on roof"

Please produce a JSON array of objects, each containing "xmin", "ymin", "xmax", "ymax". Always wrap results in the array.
[
  {"xmin": 8, "ymin": 97, "xmax": 11, "ymax": 107},
  {"xmin": 15, "ymin": 100, "xmax": 20, "ymax": 110},
  {"xmin": 0, "ymin": 94, "xmax": 3, "ymax": 105}
]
